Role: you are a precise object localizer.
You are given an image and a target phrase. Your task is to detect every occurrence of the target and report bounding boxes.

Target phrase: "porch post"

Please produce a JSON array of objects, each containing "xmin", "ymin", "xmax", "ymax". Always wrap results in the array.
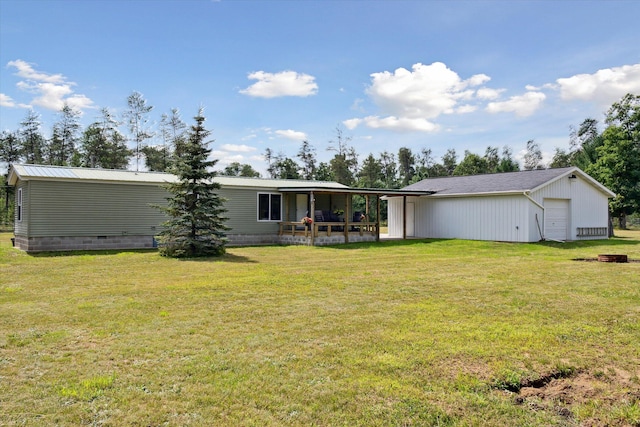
[
  {"xmin": 284, "ymin": 194, "xmax": 289, "ymax": 221},
  {"xmin": 403, "ymin": 195, "xmax": 407, "ymax": 239},
  {"xmin": 310, "ymin": 191, "xmax": 315, "ymax": 246},
  {"xmin": 345, "ymin": 194, "xmax": 350, "ymax": 243},
  {"xmin": 376, "ymin": 195, "xmax": 381, "ymax": 242},
  {"xmin": 365, "ymin": 195, "xmax": 370, "ymax": 219}
]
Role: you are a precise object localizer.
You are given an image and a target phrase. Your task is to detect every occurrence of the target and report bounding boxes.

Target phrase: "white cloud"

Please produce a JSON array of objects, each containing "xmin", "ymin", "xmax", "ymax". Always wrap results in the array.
[
  {"xmin": 6, "ymin": 59, "xmax": 95, "ymax": 112},
  {"xmin": 348, "ymin": 62, "xmax": 500, "ymax": 132},
  {"xmin": 455, "ymin": 104, "xmax": 477, "ymax": 114},
  {"xmin": 366, "ymin": 62, "xmax": 491, "ymax": 120},
  {"xmin": 7, "ymin": 59, "xmax": 65, "ymax": 84},
  {"xmin": 485, "ymin": 91, "xmax": 546, "ymax": 117},
  {"xmin": 240, "ymin": 70, "xmax": 318, "ymax": 98},
  {"xmin": 241, "ymin": 133, "xmax": 258, "ymax": 141},
  {"xmin": 556, "ymin": 63, "xmax": 640, "ymax": 105},
  {"xmin": 345, "ymin": 115, "xmax": 439, "ymax": 132},
  {"xmin": 220, "ymin": 143, "xmax": 257, "ymax": 153},
  {"xmin": 343, "ymin": 118, "xmax": 362, "ymax": 130},
  {"xmin": 275, "ymin": 129, "xmax": 307, "ymax": 141},
  {"xmin": 0, "ymin": 93, "xmax": 16, "ymax": 107},
  {"xmin": 476, "ymin": 87, "xmax": 504, "ymax": 100}
]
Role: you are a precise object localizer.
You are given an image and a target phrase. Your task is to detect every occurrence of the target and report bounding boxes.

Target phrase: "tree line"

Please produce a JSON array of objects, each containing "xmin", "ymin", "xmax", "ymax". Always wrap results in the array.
[{"xmin": 1, "ymin": 92, "xmax": 638, "ymax": 228}]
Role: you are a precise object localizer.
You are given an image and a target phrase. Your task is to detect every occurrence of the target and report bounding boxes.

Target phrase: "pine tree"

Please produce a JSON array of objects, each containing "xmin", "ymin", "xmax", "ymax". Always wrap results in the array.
[
  {"xmin": 156, "ymin": 108, "xmax": 228, "ymax": 257},
  {"xmin": 19, "ymin": 109, "xmax": 45, "ymax": 164}
]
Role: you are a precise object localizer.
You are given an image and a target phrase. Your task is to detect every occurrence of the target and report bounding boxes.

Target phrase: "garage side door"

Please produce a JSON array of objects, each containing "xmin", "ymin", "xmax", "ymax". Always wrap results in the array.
[{"xmin": 544, "ymin": 199, "xmax": 569, "ymax": 241}]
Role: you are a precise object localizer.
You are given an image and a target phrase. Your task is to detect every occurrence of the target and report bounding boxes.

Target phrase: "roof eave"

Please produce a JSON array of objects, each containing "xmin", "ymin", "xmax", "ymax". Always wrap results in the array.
[
  {"xmin": 279, "ymin": 187, "xmax": 431, "ymax": 196},
  {"xmin": 429, "ymin": 190, "xmax": 526, "ymax": 198},
  {"xmin": 7, "ymin": 165, "xmax": 20, "ymax": 186}
]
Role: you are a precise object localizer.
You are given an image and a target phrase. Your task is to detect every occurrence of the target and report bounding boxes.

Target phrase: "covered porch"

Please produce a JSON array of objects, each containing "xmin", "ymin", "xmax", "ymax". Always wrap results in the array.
[{"xmin": 277, "ymin": 186, "xmax": 428, "ymax": 246}]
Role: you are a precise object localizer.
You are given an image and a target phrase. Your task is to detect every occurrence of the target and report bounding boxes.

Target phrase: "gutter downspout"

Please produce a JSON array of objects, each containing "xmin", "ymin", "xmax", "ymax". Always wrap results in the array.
[{"xmin": 524, "ymin": 191, "xmax": 545, "ymax": 241}]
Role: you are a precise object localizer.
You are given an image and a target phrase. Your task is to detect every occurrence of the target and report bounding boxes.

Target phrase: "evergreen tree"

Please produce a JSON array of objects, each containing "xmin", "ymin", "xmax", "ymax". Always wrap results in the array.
[
  {"xmin": 156, "ymin": 108, "xmax": 228, "ymax": 257},
  {"xmin": 124, "ymin": 91, "xmax": 154, "ymax": 171},
  {"xmin": 357, "ymin": 153, "xmax": 383, "ymax": 188},
  {"xmin": 48, "ymin": 104, "xmax": 81, "ymax": 166},
  {"xmin": 163, "ymin": 108, "xmax": 188, "ymax": 161},
  {"xmin": 398, "ymin": 147, "xmax": 415, "ymax": 186},
  {"xmin": 19, "ymin": 109, "xmax": 45, "ymax": 164},
  {"xmin": 1, "ymin": 130, "xmax": 21, "ymax": 223},
  {"xmin": 0, "ymin": 131, "xmax": 21, "ymax": 167}
]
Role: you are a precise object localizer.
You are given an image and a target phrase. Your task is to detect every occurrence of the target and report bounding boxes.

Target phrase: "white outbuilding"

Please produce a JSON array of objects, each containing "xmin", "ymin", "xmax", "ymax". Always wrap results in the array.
[{"xmin": 386, "ymin": 167, "xmax": 615, "ymax": 243}]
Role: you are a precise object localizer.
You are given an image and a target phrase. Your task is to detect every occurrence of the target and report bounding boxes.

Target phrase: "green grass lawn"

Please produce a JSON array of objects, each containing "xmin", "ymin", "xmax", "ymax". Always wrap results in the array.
[{"xmin": 1, "ymin": 231, "xmax": 639, "ymax": 426}]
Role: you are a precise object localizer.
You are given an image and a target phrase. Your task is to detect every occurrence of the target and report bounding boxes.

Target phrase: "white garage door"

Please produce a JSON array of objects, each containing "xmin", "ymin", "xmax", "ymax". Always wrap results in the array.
[{"xmin": 544, "ymin": 199, "xmax": 569, "ymax": 241}]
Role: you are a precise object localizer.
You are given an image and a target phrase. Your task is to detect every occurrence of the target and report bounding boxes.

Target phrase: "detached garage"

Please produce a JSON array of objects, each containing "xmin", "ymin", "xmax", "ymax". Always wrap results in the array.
[{"xmin": 387, "ymin": 167, "xmax": 615, "ymax": 243}]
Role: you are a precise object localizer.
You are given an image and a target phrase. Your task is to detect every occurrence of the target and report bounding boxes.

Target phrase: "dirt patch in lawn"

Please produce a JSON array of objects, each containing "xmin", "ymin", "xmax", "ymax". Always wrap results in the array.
[
  {"xmin": 513, "ymin": 367, "xmax": 640, "ymax": 425},
  {"xmin": 573, "ymin": 257, "xmax": 640, "ymax": 263}
]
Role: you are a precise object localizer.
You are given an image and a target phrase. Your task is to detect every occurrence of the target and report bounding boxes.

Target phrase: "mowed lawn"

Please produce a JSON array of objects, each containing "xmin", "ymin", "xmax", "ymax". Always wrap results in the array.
[{"xmin": 1, "ymin": 231, "xmax": 639, "ymax": 426}]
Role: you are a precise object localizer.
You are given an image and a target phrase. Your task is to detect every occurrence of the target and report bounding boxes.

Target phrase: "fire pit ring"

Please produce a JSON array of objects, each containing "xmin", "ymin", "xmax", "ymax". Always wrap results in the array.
[{"xmin": 597, "ymin": 254, "xmax": 628, "ymax": 263}]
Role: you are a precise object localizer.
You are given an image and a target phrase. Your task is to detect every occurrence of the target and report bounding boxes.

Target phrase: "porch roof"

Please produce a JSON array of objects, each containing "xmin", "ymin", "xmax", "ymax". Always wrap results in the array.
[{"xmin": 278, "ymin": 186, "xmax": 432, "ymax": 197}]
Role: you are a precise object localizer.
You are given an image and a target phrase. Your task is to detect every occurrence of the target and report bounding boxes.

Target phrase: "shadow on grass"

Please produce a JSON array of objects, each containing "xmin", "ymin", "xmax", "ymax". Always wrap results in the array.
[
  {"xmin": 319, "ymin": 235, "xmax": 639, "ymax": 251},
  {"xmin": 538, "ymin": 237, "xmax": 639, "ymax": 250},
  {"xmin": 178, "ymin": 252, "xmax": 257, "ymax": 264},
  {"xmin": 29, "ymin": 248, "xmax": 159, "ymax": 258},
  {"xmin": 28, "ymin": 248, "xmax": 257, "ymax": 263},
  {"xmin": 316, "ymin": 238, "xmax": 450, "ymax": 250}
]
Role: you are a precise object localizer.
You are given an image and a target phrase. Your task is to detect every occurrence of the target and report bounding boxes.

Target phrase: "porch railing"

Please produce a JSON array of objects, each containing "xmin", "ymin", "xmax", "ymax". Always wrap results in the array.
[{"xmin": 279, "ymin": 221, "xmax": 378, "ymax": 237}]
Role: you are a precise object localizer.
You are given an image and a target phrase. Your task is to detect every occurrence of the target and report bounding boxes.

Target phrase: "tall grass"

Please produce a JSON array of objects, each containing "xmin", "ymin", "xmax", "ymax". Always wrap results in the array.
[{"xmin": 1, "ymin": 232, "xmax": 638, "ymax": 426}]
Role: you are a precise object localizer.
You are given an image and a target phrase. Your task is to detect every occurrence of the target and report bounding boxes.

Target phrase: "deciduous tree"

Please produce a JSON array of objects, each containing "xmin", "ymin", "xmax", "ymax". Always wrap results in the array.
[
  {"xmin": 297, "ymin": 140, "xmax": 317, "ymax": 180},
  {"xmin": 523, "ymin": 139, "xmax": 543, "ymax": 170},
  {"xmin": 454, "ymin": 151, "xmax": 489, "ymax": 176},
  {"xmin": 442, "ymin": 148, "xmax": 458, "ymax": 176},
  {"xmin": 586, "ymin": 93, "xmax": 640, "ymax": 229},
  {"xmin": 80, "ymin": 108, "xmax": 131, "ymax": 169}
]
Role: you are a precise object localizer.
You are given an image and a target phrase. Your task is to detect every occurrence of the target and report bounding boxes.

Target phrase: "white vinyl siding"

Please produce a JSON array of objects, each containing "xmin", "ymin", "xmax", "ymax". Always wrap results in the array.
[
  {"xmin": 388, "ymin": 195, "xmax": 531, "ymax": 242},
  {"xmin": 530, "ymin": 174, "xmax": 610, "ymax": 240}
]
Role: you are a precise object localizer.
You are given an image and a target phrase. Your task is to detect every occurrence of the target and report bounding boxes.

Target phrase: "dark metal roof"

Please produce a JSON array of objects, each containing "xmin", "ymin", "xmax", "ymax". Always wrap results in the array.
[{"xmin": 402, "ymin": 167, "xmax": 579, "ymax": 195}]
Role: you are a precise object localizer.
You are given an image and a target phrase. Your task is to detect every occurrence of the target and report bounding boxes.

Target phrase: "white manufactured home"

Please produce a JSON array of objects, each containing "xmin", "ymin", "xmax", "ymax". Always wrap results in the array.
[{"xmin": 387, "ymin": 167, "xmax": 615, "ymax": 243}]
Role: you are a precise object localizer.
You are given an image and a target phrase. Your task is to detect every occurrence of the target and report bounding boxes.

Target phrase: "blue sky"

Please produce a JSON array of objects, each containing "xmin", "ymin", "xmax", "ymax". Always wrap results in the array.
[{"xmin": 1, "ymin": 0, "xmax": 639, "ymax": 175}]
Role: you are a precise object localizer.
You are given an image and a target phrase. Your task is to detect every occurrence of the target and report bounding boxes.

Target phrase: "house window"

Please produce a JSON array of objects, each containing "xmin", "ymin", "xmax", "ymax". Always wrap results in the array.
[
  {"xmin": 258, "ymin": 193, "xmax": 281, "ymax": 221},
  {"xmin": 17, "ymin": 188, "xmax": 22, "ymax": 222}
]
